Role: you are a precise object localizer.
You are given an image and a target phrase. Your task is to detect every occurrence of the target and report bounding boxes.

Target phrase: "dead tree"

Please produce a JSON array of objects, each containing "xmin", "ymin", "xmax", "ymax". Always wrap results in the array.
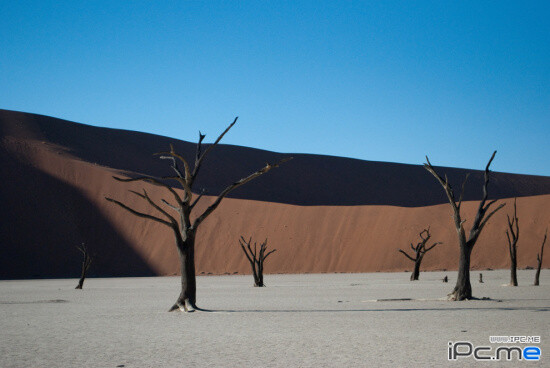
[
  {"xmin": 398, "ymin": 227, "xmax": 442, "ymax": 281},
  {"xmin": 106, "ymin": 117, "xmax": 290, "ymax": 312},
  {"xmin": 505, "ymin": 198, "xmax": 519, "ymax": 286},
  {"xmin": 534, "ymin": 228, "xmax": 547, "ymax": 286},
  {"xmin": 424, "ymin": 151, "xmax": 505, "ymax": 300},
  {"xmin": 238, "ymin": 236, "xmax": 276, "ymax": 287},
  {"xmin": 75, "ymin": 243, "xmax": 93, "ymax": 289}
]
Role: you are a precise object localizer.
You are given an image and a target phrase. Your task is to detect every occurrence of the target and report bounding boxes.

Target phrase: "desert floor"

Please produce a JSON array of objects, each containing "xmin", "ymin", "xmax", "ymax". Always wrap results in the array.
[{"xmin": 0, "ymin": 270, "xmax": 548, "ymax": 367}]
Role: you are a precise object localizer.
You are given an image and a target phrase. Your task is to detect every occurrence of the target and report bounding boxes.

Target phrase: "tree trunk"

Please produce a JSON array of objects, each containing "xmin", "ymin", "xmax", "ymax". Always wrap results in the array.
[
  {"xmin": 75, "ymin": 267, "xmax": 86, "ymax": 289},
  {"xmin": 75, "ymin": 244, "xmax": 92, "ymax": 290},
  {"xmin": 252, "ymin": 260, "xmax": 264, "ymax": 287},
  {"xmin": 449, "ymin": 245, "xmax": 472, "ymax": 300},
  {"xmin": 510, "ymin": 255, "xmax": 518, "ymax": 286},
  {"xmin": 534, "ymin": 259, "xmax": 542, "ymax": 286},
  {"xmin": 533, "ymin": 231, "xmax": 546, "ymax": 286},
  {"xmin": 252, "ymin": 262, "xmax": 263, "ymax": 287},
  {"xmin": 410, "ymin": 259, "xmax": 421, "ymax": 281},
  {"xmin": 170, "ymin": 235, "xmax": 197, "ymax": 312},
  {"xmin": 256, "ymin": 271, "xmax": 264, "ymax": 287},
  {"xmin": 256, "ymin": 258, "xmax": 264, "ymax": 287},
  {"xmin": 425, "ymin": 151, "xmax": 504, "ymax": 301}
]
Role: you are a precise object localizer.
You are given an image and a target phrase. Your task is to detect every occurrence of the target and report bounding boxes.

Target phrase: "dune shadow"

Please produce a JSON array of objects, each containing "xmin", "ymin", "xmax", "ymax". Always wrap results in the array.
[{"xmin": 0, "ymin": 146, "xmax": 156, "ymax": 279}]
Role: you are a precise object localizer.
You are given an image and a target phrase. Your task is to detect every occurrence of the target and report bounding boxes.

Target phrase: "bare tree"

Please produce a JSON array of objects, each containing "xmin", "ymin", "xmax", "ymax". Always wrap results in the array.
[
  {"xmin": 534, "ymin": 228, "xmax": 547, "ymax": 286},
  {"xmin": 398, "ymin": 227, "xmax": 442, "ymax": 281},
  {"xmin": 75, "ymin": 243, "xmax": 93, "ymax": 289},
  {"xmin": 505, "ymin": 198, "xmax": 519, "ymax": 286},
  {"xmin": 424, "ymin": 151, "xmax": 505, "ymax": 300},
  {"xmin": 238, "ymin": 236, "xmax": 276, "ymax": 287},
  {"xmin": 105, "ymin": 117, "xmax": 290, "ymax": 311}
]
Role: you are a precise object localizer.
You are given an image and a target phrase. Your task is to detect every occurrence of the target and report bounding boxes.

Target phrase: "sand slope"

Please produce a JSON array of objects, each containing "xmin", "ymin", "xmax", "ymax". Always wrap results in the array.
[{"xmin": 1, "ymin": 110, "xmax": 549, "ymax": 278}]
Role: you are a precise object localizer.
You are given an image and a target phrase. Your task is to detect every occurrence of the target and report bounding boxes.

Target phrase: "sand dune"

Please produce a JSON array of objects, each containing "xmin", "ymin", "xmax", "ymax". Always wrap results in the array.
[
  {"xmin": 1, "ymin": 109, "xmax": 549, "ymax": 278},
  {"xmin": 2, "ymin": 109, "xmax": 550, "ymax": 207}
]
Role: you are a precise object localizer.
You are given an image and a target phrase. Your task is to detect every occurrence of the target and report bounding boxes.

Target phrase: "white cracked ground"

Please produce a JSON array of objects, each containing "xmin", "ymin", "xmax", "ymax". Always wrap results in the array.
[{"xmin": 0, "ymin": 270, "xmax": 548, "ymax": 367}]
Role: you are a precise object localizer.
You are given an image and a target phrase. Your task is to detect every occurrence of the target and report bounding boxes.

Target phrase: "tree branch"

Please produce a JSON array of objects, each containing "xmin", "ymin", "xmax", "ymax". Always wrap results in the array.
[
  {"xmin": 161, "ymin": 176, "xmax": 192, "ymax": 203},
  {"xmin": 239, "ymin": 236, "xmax": 255, "ymax": 266},
  {"xmin": 113, "ymin": 175, "xmax": 184, "ymax": 208},
  {"xmin": 471, "ymin": 150, "xmax": 497, "ymax": 231},
  {"xmin": 424, "ymin": 157, "xmax": 459, "ymax": 217},
  {"xmin": 105, "ymin": 197, "xmax": 173, "ymax": 227},
  {"xmin": 161, "ymin": 199, "xmax": 180, "ymax": 212},
  {"xmin": 189, "ymin": 188, "xmax": 207, "ymax": 211},
  {"xmin": 457, "ymin": 173, "xmax": 470, "ymax": 211},
  {"xmin": 264, "ymin": 249, "xmax": 277, "ymax": 260},
  {"xmin": 419, "ymin": 228, "xmax": 430, "ymax": 241},
  {"xmin": 192, "ymin": 157, "xmax": 292, "ymax": 229},
  {"xmin": 194, "ymin": 131, "xmax": 206, "ymax": 174},
  {"xmin": 76, "ymin": 243, "xmax": 93, "ymax": 269},
  {"xmin": 141, "ymin": 189, "xmax": 177, "ymax": 225},
  {"xmin": 191, "ymin": 117, "xmax": 238, "ymax": 183},
  {"xmin": 128, "ymin": 189, "xmax": 177, "ymax": 225},
  {"xmin": 424, "ymin": 241, "xmax": 442, "ymax": 253},
  {"xmin": 155, "ymin": 143, "xmax": 191, "ymax": 182},
  {"xmin": 398, "ymin": 249, "xmax": 416, "ymax": 262},
  {"xmin": 506, "ymin": 230, "xmax": 512, "ymax": 254},
  {"xmin": 159, "ymin": 156, "xmax": 186, "ymax": 182},
  {"xmin": 478, "ymin": 202, "xmax": 506, "ymax": 232}
]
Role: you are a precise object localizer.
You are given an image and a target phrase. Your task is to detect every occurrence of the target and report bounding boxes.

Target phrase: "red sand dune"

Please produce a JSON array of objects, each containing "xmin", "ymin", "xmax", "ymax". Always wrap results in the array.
[{"xmin": 1, "ymin": 109, "xmax": 549, "ymax": 279}]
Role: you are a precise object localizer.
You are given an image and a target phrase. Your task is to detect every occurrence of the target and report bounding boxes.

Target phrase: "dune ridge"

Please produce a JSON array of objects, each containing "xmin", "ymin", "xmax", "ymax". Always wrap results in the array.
[{"xmin": 1, "ymin": 109, "xmax": 549, "ymax": 278}]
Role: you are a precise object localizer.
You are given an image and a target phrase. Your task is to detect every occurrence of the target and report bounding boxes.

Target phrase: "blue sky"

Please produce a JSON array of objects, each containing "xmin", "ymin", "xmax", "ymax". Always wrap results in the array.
[{"xmin": 1, "ymin": 1, "xmax": 549, "ymax": 175}]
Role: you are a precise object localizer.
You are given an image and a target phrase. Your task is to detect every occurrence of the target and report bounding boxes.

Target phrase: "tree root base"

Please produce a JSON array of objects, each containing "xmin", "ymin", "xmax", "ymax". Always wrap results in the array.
[
  {"xmin": 447, "ymin": 291, "xmax": 472, "ymax": 301},
  {"xmin": 168, "ymin": 300, "xmax": 196, "ymax": 313},
  {"xmin": 446, "ymin": 293, "xmax": 498, "ymax": 301}
]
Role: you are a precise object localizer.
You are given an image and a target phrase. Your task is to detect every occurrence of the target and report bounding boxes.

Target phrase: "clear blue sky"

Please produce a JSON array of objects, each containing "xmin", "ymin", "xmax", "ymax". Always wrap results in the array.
[{"xmin": 1, "ymin": 1, "xmax": 548, "ymax": 176}]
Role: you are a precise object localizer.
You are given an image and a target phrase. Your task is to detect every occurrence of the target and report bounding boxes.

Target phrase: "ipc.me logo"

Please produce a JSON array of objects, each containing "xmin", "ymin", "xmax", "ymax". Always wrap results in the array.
[{"xmin": 448, "ymin": 341, "xmax": 541, "ymax": 361}]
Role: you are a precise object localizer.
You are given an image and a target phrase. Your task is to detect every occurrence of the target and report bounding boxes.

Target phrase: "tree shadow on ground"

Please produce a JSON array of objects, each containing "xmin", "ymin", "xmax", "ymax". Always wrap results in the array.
[{"xmin": 192, "ymin": 306, "xmax": 550, "ymax": 313}]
